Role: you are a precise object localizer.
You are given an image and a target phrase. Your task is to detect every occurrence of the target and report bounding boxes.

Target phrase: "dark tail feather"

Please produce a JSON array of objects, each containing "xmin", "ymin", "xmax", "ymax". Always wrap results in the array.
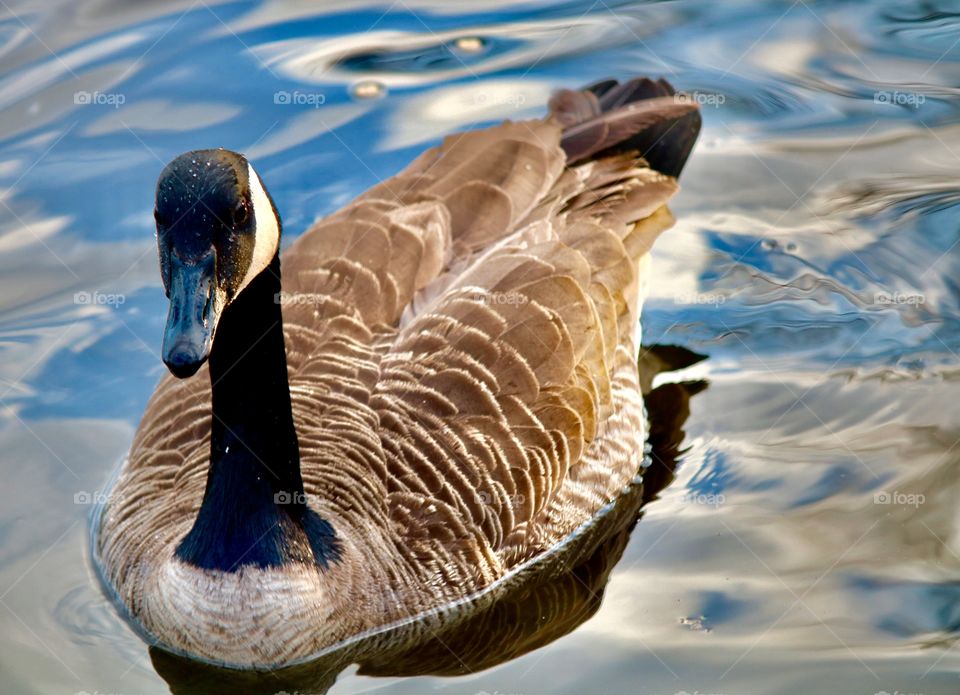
[{"xmin": 550, "ymin": 77, "xmax": 702, "ymax": 178}]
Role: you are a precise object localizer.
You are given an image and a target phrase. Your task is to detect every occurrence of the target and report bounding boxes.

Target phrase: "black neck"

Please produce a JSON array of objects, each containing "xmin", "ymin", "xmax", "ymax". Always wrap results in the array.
[{"xmin": 175, "ymin": 254, "xmax": 338, "ymax": 571}]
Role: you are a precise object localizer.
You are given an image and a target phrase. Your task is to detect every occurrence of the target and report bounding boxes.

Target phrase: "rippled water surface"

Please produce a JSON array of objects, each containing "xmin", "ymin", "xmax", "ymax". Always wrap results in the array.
[{"xmin": 2, "ymin": 0, "xmax": 960, "ymax": 693}]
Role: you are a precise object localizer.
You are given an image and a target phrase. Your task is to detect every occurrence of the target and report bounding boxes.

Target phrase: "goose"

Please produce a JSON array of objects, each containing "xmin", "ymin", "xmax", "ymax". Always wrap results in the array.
[
  {"xmin": 148, "ymin": 347, "xmax": 706, "ymax": 694},
  {"xmin": 93, "ymin": 76, "xmax": 701, "ymax": 669}
]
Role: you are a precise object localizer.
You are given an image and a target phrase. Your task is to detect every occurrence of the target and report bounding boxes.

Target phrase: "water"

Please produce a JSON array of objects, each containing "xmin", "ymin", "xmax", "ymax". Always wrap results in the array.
[{"xmin": 1, "ymin": 0, "xmax": 959, "ymax": 693}]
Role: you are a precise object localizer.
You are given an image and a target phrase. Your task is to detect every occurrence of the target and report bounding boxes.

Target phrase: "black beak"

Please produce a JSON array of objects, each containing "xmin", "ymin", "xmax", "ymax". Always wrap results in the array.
[{"xmin": 162, "ymin": 254, "xmax": 220, "ymax": 378}]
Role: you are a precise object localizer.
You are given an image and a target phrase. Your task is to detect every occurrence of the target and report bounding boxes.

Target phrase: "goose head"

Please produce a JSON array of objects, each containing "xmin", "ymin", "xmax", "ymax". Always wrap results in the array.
[{"xmin": 154, "ymin": 148, "xmax": 280, "ymax": 378}]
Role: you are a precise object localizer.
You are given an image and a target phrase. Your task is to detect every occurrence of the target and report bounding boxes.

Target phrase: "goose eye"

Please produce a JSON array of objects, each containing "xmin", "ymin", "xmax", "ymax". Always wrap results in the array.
[
  {"xmin": 233, "ymin": 201, "xmax": 249, "ymax": 226},
  {"xmin": 153, "ymin": 208, "xmax": 165, "ymax": 227}
]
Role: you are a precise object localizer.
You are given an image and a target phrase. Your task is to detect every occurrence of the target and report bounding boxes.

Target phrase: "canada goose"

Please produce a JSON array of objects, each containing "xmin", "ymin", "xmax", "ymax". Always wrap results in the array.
[
  {"xmin": 150, "ymin": 347, "xmax": 707, "ymax": 694},
  {"xmin": 93, "ymin": 76, "xmax": 701, "ymax": 669}
]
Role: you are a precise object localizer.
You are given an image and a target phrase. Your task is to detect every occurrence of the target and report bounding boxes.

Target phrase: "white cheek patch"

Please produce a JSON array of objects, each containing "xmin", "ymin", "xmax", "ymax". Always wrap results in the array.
[{"xmin": 236, "ymin": 163, "xmax": 280, "ymax": 295}]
